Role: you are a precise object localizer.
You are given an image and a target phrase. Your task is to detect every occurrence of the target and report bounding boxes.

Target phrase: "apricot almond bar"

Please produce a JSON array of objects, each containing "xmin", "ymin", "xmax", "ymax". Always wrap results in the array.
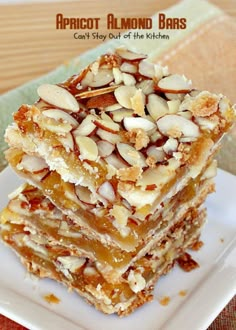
[
  {"xmin": 1, "ymin": 47, "xmax": 235, "ymax": 315},
  {"xmin": 1, "ymin": 182, "xmax": 206, "ymax": 315}
]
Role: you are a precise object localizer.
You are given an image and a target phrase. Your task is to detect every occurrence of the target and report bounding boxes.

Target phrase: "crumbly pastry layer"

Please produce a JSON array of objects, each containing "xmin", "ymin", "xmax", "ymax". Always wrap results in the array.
[{"xmin": 2, "ymin": 47, "xmax": 235, "ymax": 315}]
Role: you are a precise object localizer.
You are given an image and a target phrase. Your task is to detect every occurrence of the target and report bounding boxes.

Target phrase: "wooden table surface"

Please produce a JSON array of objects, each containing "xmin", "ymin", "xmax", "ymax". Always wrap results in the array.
[{"xmin": 0, "ymin": 1, "xmax": 235, "ymax": 329}]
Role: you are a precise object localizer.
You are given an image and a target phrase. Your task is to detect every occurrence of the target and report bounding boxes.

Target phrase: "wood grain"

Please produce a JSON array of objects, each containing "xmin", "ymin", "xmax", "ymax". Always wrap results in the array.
[{"xmin": 0, "ymin": 0, "xmax": 235, "ymax": 94}]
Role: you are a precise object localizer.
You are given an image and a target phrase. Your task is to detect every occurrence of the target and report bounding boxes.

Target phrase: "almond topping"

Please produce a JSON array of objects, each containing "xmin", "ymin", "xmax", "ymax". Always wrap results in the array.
[
  {"xmin": 117, "ymin": 142, "xmax": 146, "ymax": 168},
  {"xmin": 37, "ymin": 84, "xmax": 79, "ymax": 112},
  {"xmin": 123, "ymin": 117, "xmax": 156, "ymax": 132},
  {"xmin": 93, "ymin": 118, "xmax": 120, "ymax": 133},
  {"xmin": 130, "ymin": 89, "xmax": 145, "ymax": 116},
  {"xmin": 120, "ymin": 62, "xmax": 137, "ymax": 74},
  {"xmin": 42, "ymin": 109, "xmax": 78, "ymax": 128},
  {"xmin": 86, "ymin": 93, "xmax": 117, "ymax": 109},
  {"xmin": 147, "ymin": 94, "xmax": 169, "ymax": 121},
  {"xmin": 128, "ymin": 270, "xmax": 146, "ymax": 293},
  {"xmin": 76, "ymin": 85, "xmax": 119, "ymax": 99},
  {"xmin": 97, "ymin": 140, "xmax": 115, "ymax": 157},
  {"xmin": 157, "ymin": 74, "xmax": 192, "ymax": 93},
  {"xmin": 75, "ymin": 136, "xmax": 98, "ymax": 161},
  {"xmin": 98, "ymin": 181, "xmax": 116, "ymax": 202},
  {"xmin": 116, "ymin": 47, "xmax": 147, "ymax": 61},
  {"xmin": 114, "ymin": 85, "xmax": 137, "ymax": 109},
  {"xmin": 73, "ymin": 115, "xmax": 97, "ymax": 136},
  {"xmin": 17, "ymin": 155, "xmax": 48, "ymax": 173},
  {"xmin": 81, "ymin": 68, "xmax": 114, "ymax": 87},
  {"xmin": 156, "ymin": 114, "xmax": 199, "ymax": 139}
]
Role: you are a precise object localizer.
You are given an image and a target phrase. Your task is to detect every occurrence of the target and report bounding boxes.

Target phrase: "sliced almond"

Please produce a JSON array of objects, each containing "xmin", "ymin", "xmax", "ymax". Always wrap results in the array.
[
  {"xmin": 73, "ymin": 115, "xmax": 97, "ymax": 136},
  {"xmin": 156, "ymin": 114, "xmax": 199, "ymax": 139},
  {"xmin": 194, "ymin": 117, "xmax": 218, "ymax": 131},
  {"xmin": 178, "ymin": 110, "xmax": 192, "ymax": 120},
  {"xmin": 97, "ymin": 140, "xmax": 115, "ymax": 157},
  {"xmin": 42, "ymin": 109, "xmax": 78, "ymax": 128},
  {"xmin": 116, "ymin": 47, "xmax": 147, "ymax": 61},
  {"xmin": 123, "ymin": 117, "xmax": 156, "ymax": 132},
  {"xmin": 17, "ymin": 155, "xmax": 48, "ymax": 173},
  {"xmin": 39, "ymin": 117, "xmax": 73, "ymax": 134},
  {"xmin": 105, "ymin": 153, "xmax": 128, "ymax": 169},
  {"xmin": 37, "ymin": 84, "xmax": 79, "ymax": 112},
  {"xmin": 114, "ymin": 85, "xmax": 137, "ymax": 109},
  {"xmin": 130, "ymin": 89, "xmax": 145, "ymax": 116},
  {"xmin": 136, "ymin": 79, "xmax": 154, "ymax": 95},
  {"xmin": 120, "ymin": 62, "xmax": 137, "ymax": 74},
  {"xmin": 109, "ymin": 205, "xmax": 130, "ymax": 227},
  {"xmin": 138, "ymin": 60, "xmax": 155, "ymax": 78},
  {"xmin": 146, "ymin": 145, "xmax": 165, "ymax": 163},
  {"xmin": 111, "ymin": 109, "xmax": 134, "ymax": 122},
  {"xmin": 117, "ymin": 143, "xmax": 146, "ymax": 168},
  {"xmin": 113, "ymin": 67, "xmax": 123, "ymax": 85},
  {"xmin": 97, "ymin": 181, "xmax": 116, "ymax": 202},
  {"xmin": 147, "ymin": 94, "xmax": 169, "ymax": 121},
  {"xmin": 128, "ymin": 270, "xmax": 146, "ymax": 293},
  {"xmin": 163, "ymin": 138, "xmax": 178, "ymax": 154},
  {"xmin": 156, "ymin": 74, "xmax": 192, "ymax": 93},
  {"xmin": 96, "ymin": 128, "xmax": 121, "ymax": 144},
  {"xmin": 75, "ymin": 136, "xmax": 98, "ymax": 161},
  {"xmin": 93, "ymin": 118, "xmax": 120, "ymax": 133},
  {"xmin": 123, "ymin": 73, "xmax": 136, "ymax": 86},
  {"xmin": 86, "ymin": 93, "xmax": 117, "ymax": 109},
  {"xmin": 104, "ymin": 103, "xmax": 122, "ymax": 112},
  {"xmin": 167, "ymin": 100, "xmax": 181, "ymax": 114},
  {"xmin": 75, "ymin": 186, "xmax": 94, "ymax": 205},
  {"xmin": 81, "ymin": 69, "xmax": 114, "ymax": 88},
  {"xmin": 57, "ymin": 132, "xmax": 74, "ymax": 152},
  {"xmin": 165, "ymin": 92, "xmax": 185, "ymax": 101},
  {"xmin": 57, "ymin": 256, "xmax": 86, "ymax": 273},
  {"xmin": 76, "ymin": 85, "xmax": 119, "ymax": 99}
]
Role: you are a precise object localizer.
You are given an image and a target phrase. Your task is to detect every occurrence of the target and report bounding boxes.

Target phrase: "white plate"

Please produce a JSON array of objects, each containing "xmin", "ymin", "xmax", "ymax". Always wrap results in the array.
[{"xmin": 0, "ymin": 166, "xmax": 235, "ymax": 330}]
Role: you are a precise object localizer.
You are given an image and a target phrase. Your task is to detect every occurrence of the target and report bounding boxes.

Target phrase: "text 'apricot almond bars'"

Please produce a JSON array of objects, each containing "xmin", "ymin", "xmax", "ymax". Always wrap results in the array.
[{"xmin": 1, "ymin": 47, "xmax": 235, "ymax": 316}]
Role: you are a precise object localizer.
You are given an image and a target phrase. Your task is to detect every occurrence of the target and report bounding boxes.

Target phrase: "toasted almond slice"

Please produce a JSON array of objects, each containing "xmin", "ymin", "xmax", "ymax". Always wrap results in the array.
[
  {"xmin": 17, "ymin": 155, "xmax": 48, "ymax": 173},
  {"xmin": 136, "ymin": 79, "xmax": 154, "ymax": 95},
  {"xmin": 123, "ymin": 73, "xmax": 136, "ymax": 86},
  {"xmin": 57, "ymin": 256, "xmax": 86, "ymax": 273},
  {"xmin": 123, "ymin": 117, "xmax": 156, "ymax": 131},
  {"xmin": 81, "ymin": 69, "xmax": 114, "ymax": 88},
  {"xmin": 93, "ymin": 118, "xmax": 120, "ymax": 133},
  {"xmin": 116, "ymin": 47, "xmax": 147, "ymax": 61},
  {"xmin": 156, "ymin": 74, "xmax": 192, "ymax": 93},
  {"xmin": 130, "ymin": 89, "xmax": 145, "ymax": 116},
  {"xmin": 163, "ymin": 138, "xmax": 178, "ymax": 154},
  {"xmin": 76, "ymin": 85, "xmax": 119, "ymax": 99},
  {"xmin": 39, "ymin": 117, "xmax": 73, "ymax": 134},
  {"xmin": 57, "ymin": 132, "xmax": 74, "ymax": 152},
  {"xmin": 138, "ymin": 60, "xmax": 166, "ymax": 80},
  {"xmin": 86, "ymin": 93, "xmax": 117, "ymax": 109},
  {"xmin": 73, "ymin": 115, "xmax": 97, "ymax": 136},
  {"xmin": 113, "ymin": 67, "xmax": 123, "ymax": 85},
  {"xmin": 120, "ymin": 62, "xmax": 137, "ymax": 73},
  {"xmin": 75, "ymin": 186, "xmax": 94, "ymax": 205},
  {"xmin": 157, "ymin": 114, "xmax": 199, "ymax": 139},
  {"xmin": 42, "ymin": 109, "xmax": 78, "ymax": 128},
  {"xmin": 37, "ymin": 84, "xmax": 79, "ymax": 112},
  {"xmin": 146, "ymin": 145, "xmax": 165, "ymax": 162},
  {"xmin": 147, "ymin": 94, "xmax": 169, "ymax": 121},
  {"xmin": 97, "ymin": 181, "xmax": 116, "ymax": 202},
  {"xmin": 104, "ymin": 103, "xmax": 122, "ymax": 112},
  {"xmin": 167, "ymin": 100, "xmax": 181, "ymax": 114},
  {"xmin": 111, "ymin": 109, "xmax": 134, "ymax": 122},
  {"xmin": 97, "ymin": 140, "xmax": 115, "ymax": 157},
  {"xmin": 114, "ymin": 85, "xmax": 137, "ymax": 109},
  {"xmin": 100, "ymin": 112, "xmax": 113, "ymax": 122},
  {"xmin": 75, "ymin": 136, "xmax": 98, "ymax": 161},
  {"xmin": 117, "ymin": 142, "xmax": 146, "ymax": 168},
  {"xmin": 105, "ymin": 153, "xmax": 128, "ymax": 169},
  {"xmin": 165, "ymin": 92, "xmax": 185, "ymax": 101},
  {"xmin": 150, "ymin": 131, "xmax": 162, "ymax": 143},
  {"xmin": 96, "ymin": 128, "xmax": 121, "ymax": 144}
]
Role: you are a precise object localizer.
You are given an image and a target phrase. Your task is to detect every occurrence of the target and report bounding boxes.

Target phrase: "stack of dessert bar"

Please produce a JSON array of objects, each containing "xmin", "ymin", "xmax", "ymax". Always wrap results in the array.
[{"xmin": 1, "ymin": 47, "xmax": 235, "ymax": 316}]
